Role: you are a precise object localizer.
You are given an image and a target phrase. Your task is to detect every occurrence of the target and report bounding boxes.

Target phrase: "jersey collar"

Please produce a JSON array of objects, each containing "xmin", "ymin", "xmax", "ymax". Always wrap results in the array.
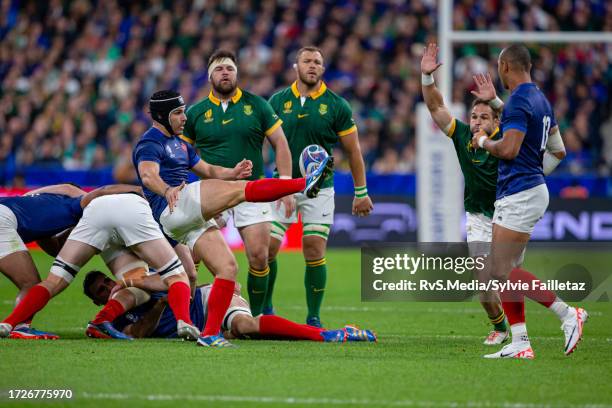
[
  {"xmin": 208, "ymin": 87, "xmax": 243, "ymax": 106},
  {"xmin": 489, "ymin": 127, "xmax": 500, "ymax": 139},
  {"xmin": 291, "ymin": 81, "xmax": 327, "ymax": 100}
]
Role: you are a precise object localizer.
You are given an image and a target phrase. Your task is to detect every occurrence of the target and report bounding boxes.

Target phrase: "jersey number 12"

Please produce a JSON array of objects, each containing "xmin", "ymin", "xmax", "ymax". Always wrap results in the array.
[{"xmin": 541, "ymin": 116, "xmax": 551, "ymax": 151}]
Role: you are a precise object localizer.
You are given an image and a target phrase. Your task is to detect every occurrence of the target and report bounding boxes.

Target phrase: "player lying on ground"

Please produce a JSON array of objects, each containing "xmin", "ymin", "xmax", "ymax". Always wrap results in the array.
[
  {"xmin": 132, "ymin": 90, "xmax": 333, "ymax": 347},
  {"xmin": 0, "ymin": 183, "xmax": 144, "ymax": 339},
  {"xmin": 469, "ymin": 44, "xmax": 586, "ymax": 359},
  {"xmin": 82, "ymin": 270, "xmax": 377, "ymax": 343},
  {"xmin": 0, "ymin": 191, "xmax": 203, "ymax": 341}
]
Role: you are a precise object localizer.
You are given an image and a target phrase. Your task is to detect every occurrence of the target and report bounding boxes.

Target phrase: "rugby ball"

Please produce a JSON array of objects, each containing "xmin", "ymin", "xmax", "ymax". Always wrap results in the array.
[{"xmin": 299, "ymin": 144, "xmax": 329, "ymax": 176}]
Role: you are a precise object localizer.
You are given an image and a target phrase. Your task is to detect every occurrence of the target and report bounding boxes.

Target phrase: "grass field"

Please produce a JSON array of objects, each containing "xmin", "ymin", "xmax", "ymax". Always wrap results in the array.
[{"xmin": 1, "ymin": 248, "xmax": 611, "ymax": 408}]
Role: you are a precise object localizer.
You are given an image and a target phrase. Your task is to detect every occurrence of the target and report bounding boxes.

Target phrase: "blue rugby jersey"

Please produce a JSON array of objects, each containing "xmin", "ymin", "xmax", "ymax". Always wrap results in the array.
[
  {"xmin": 0, "ymin": 193, "xmax": 83, "ymax": 243},
  {"xmin": 112, "ymin": 288, "xmax": 206, "ymax": 338},
  {"xmin": 132, "ymin": 127, "xmax": 200, "ymax": 221},
  {"xmin": 497, "ymin": 82, "xmax": 556, "ymax": 200}
]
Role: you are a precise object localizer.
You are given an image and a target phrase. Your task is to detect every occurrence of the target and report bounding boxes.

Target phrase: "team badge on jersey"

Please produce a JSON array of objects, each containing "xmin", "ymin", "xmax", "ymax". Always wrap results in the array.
[
  {"xmin": 283, "ymin": 100, "xmax": 292, "ymax": 113},
  {"xmin": 204, "ymin": 109, "xmax": 213, "ymax": 123},
  {"xmin": 319, "ymin": 104, "xmax": 328, "ymax": 115},
  {"xmin": 243, "ymin": 105, "xmax": 253, "ymax": 115}
]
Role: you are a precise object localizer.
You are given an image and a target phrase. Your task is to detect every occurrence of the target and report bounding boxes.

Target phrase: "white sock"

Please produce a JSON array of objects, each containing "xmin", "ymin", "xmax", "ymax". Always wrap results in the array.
[
  {"xmin": 548, "ymin": 297, "xmax": 572, "ymax": 321},
  {"xmin": 510, "ymin": 323, "xmax": 529, "ymax": 344}
]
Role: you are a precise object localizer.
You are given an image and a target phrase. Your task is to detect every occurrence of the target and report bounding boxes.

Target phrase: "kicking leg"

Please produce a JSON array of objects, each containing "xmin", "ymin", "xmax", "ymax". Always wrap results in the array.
[{"xmin": 198, "ymin": 157, "xmax": 333, "ymax": 220}]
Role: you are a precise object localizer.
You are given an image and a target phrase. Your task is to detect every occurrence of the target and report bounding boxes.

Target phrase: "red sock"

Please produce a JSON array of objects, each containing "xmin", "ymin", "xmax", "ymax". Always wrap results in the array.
[
  {"xmin": 167, "ymin": 281, "xmax": 192, "ymax": 325},
  {"xmin": 3, "ymin": 285, "xmax": 51, "ymax": 328},
  {"xmin": 509, "ymin": 268, "xmax": 556, "ymax": 307},
  {"xmin": 201, "ymin": 278, "xmax": 234, "ymax": 336},
  {"xmin": 92, "ymin": 299, "xmax": 126, "ymax": 324},
  {"xmin": 259, "ymin": 315, "xmax": 324, "ymax": 341},
  {"xmin": 244, "ymin": 178, "xmax": 305, "ymax": 202}
]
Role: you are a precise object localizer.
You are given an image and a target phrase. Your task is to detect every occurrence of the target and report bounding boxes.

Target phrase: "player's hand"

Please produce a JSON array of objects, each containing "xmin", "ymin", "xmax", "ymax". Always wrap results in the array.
[
  {"xmin": 276, "ymin": 194, "xmax": 296, "ymax": 218},
  {"xmin": 471, "ymin": 129, "xmax": 488, "ymax": 151},
  {"xmin": 109, "ymin": 282, "xmax": 125, "ymax": 300},
  {"xmin": 233, "ymin": 159, "xmax": 253, "ymax": 179},
  {"xmin": 421, "ymin": 43, "xmax": 442, "ymax": 75},
  {"xmin": 352, "ymin": 196, "xmax": 373, "ymax": 217},
  {"xmin": 471, "ymin": 72, "xmax": 497, "ymax": 101},
  {"xmin": 164, "ymin": 181, "xmax": 185, "ymax": 213}
]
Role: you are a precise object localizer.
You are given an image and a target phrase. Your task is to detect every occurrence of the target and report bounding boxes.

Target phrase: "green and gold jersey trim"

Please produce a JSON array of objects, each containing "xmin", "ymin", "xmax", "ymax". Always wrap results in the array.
[
  {"xmin": 208, "ymin": 87, "xmax": 243, "ymax": 106},
  {"xmin": 290, "ymin": 81, "xmax": 327, "ymax": 100},
  {"xmin": 337, "ymin": 125, "xmax": 357, "ymax": 137},
  {"xmin": 265, "ymin": 119, "xmax": 283, "ymax": 136},
  {"xmin": 446, "ymin": 118, "xmax": 458, "ymax": 137}
]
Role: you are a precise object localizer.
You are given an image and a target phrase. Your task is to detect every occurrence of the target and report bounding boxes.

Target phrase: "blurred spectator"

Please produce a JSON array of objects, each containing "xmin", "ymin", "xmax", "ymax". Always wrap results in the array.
[{"xmin": 0, "ymin": 0, "xmax": 610, "ymax": 187}]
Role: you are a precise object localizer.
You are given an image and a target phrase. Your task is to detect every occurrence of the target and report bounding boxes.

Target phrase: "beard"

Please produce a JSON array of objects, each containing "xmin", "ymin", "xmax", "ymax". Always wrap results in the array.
[
  {"xmin": 298, "ymin": 69, "xmax": 321, "ymax": 87},
  {"xmin": 212, "ymin": 77, "xmax": 237, "ymax": 97}
]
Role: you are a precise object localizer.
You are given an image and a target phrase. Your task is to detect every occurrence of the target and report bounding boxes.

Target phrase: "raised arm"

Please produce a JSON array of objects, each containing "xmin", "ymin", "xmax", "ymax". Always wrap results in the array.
[
  {"xmin": 472, "ymin": 72, "xmax": 504, "ymax": 112},
  {"xmin": 420, "ymin": 43, "xmax": 453, "ymax": 133}
]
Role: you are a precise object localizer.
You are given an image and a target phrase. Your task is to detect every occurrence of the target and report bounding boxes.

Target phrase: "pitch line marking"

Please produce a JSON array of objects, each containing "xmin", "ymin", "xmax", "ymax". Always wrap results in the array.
[{"xmin": 79, "ymin": 392, "xmax": 612, "ymax": 408}]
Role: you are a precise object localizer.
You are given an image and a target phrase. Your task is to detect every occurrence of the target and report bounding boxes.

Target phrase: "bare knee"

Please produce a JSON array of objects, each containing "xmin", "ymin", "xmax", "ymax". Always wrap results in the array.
[
  {"xmin": 247, "ymin": 248, "xmax": 269, "ymax": 270},
  {"xmin": 213, "ymin": 254, "xmax": 238, "ymax": 281},
  {"xmin": 303, "ymin": 237, "xmax": 327, "ymax": 260}
]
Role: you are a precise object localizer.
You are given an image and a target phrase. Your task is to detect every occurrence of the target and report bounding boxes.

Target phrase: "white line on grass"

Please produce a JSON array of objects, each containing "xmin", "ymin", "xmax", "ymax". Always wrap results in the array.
[
  {"xmin": 281, "ymin": 305, "xmax": 604, "ymax": 317},
  {"xmin": 383, "ymin": 334, "xmax": 610, "ymax": 343},
  {"xmin": 79, "ymin": 392, "xmax": 612, "ymax": 408}
]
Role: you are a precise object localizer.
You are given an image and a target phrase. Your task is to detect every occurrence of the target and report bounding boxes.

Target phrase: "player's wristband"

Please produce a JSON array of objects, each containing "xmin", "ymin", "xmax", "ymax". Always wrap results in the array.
[
  {"xmin": 355, "ymin": 186, "xmax": 368, "ymax": 198},
  {"xmin": 421, "ymin": 73, "xmax": 434, "ymax": 86},
  {"xmin": 279, "ymin": 175, "xmax": 291, "ymax": 180},
  {"xmin": 489, "ymin": 96, "xmax": 503, "ymax": 110},
  {"xmin": 477, "ymin": 135, "xmax": 488, "ymax": 148}
]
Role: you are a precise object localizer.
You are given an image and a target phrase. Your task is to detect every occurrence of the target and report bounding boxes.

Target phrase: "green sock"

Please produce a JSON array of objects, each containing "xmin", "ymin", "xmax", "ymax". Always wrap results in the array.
[
  {"xmin": 305, "ymin": 258, "xmax": 327, "ymax": 320},
  {"xmin": 264, "ymin": 259, "xmax": 278, "ymax": 312},
  {"xmin": 490, "ymin": 310, "xmax": 508, "ymax": 332},
  {"xmin": 247, "ymin": 265, "xmax": 269, "ymax": 316}
]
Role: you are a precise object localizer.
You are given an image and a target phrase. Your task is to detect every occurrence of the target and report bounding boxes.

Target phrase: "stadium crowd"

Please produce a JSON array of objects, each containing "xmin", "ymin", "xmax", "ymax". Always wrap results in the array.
[{"xmin": 0, "ymin": 0, "xmax": 611, "ymax": 186}]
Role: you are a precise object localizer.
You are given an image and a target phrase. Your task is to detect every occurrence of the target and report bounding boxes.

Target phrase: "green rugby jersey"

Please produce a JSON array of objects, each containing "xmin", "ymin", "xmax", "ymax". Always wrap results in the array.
[
  {"xmin": 269, "ymin": 81, "xmax": 357, "ymax": 187},
  {"xmin": 447, "ymin": 118, "xmax": 499, "ymax": 218},
  {"xmin": 183, "ymin": 88, "xmax": 282, "ymax": 180}
]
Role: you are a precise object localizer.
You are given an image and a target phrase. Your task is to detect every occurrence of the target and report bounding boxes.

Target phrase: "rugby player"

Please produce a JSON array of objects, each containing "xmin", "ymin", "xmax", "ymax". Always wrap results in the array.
[
  {"xmin": 267, "ymin": 46, "xmax": 373, "ymax": 327},
  {"xmin": 184, "ymin": 49, "xmax": 293, "ymax": 316},
  {"xmin": 133, "ymin": 90, "xmax": 333, "ymax": 347},
  {"xmin": 468, "ymin": 44, "xmax": 586, "ymax": 359},
  {"xmin": 0, "ymin": 184, "xmax": 179, "ymax": 340},
  {"xmin": 420, "ymin": 43, "xmax": 509, "ymax": 344},
  {"xmin": 82, "ymin": 270, "xmax": 377, "ymax": 343}
]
